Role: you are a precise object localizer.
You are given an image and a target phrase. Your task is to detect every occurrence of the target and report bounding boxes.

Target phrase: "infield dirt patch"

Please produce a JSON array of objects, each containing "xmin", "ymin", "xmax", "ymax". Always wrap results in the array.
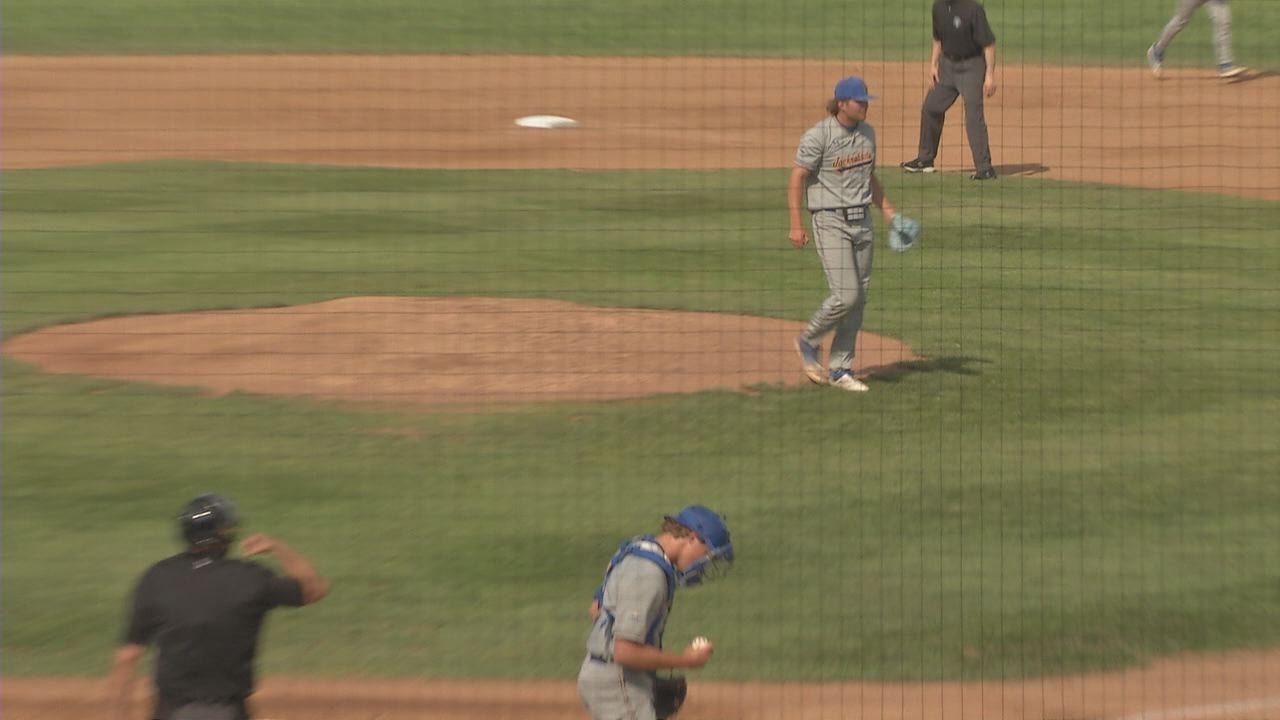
[
  {"xmin": 2, "ymin": 296, "xmax": 916, "ymax": 406},
  {"xmin": 4, "ymin": 55, "xmax": 1278, "ymax": 199}
]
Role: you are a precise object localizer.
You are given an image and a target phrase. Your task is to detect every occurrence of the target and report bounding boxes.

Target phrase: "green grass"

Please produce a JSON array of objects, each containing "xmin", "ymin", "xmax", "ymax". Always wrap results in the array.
[
  {"xmin": 3, "ymin": 162, "xmax": 1279, "ymax": 680},
  {"xmin": 4, "ymin": 0, "xmax": 1278, "ymax": 67}
]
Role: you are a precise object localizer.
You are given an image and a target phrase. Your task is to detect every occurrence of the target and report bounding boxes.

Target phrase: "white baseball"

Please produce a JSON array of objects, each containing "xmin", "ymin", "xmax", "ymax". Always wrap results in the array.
[{"xmin": 692, "ymin": 636, "xmax": 710, "ymax": 649}]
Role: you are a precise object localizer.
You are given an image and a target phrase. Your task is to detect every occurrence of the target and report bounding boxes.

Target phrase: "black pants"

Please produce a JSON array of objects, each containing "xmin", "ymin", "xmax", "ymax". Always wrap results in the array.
[
  {"xmin": 917, "ymin": 55, "xmax": 993, "ymax": 173},
  {"xmin": 154, "ymin": 698, "xmax": 251, "ymax": 720}
]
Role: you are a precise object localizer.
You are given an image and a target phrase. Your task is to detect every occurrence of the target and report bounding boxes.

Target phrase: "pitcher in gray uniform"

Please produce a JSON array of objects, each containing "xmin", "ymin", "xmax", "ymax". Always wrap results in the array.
[
  {"xmin": 578, "ymin": 506, "xmax": 733, "ymax": 720},
  {"xmin": 789, "ymin": 77, "xmax": 921, "ymax": 394},
  {"xmin": 1147, "ymin": 0, "xmax": 1246, "ymax": 79}
]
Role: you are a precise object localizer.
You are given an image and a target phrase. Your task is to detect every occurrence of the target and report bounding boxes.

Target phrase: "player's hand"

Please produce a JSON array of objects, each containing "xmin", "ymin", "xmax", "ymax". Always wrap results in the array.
[
  {"xmin": 681, "ymin": 642, "xmax": 714, "ymax": 668},
  {"xmin": 789, "ymin": 227, "xmax": 809, "ymax": 248},
  {"xmin": 984, "ymin": 74, "xmax": 997, "ymax": 97},
  {"xmin": 240, "ymin": 533, "xmax": 277, "ymax": 556},
  {"xmin": 929, "ymin": 65, "xmax": 940, "ymax": 89},
  {"xmin": 588, "ymin": 599, "xmax": 601, "ymax": 622}
]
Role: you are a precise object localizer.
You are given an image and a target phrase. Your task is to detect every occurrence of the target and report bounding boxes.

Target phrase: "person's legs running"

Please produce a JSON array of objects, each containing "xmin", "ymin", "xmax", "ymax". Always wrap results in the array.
[
  {"xmin": 1155, "ymin": 0, "xmax": 1209, "ymax": 53},
  {"xmin": 1206, "ymin": 0, "xmax": 1243, "ymax": 75}
]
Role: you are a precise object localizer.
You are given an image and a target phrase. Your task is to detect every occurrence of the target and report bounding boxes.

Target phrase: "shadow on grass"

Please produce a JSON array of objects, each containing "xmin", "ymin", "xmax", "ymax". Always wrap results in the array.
[
  {"xmin": 865, "ymin": 355, "xmax": 989, "ymax": 383},
  {"xmin": 993, "ymin": 163, "xmax": 1050, "ymax": 177}
]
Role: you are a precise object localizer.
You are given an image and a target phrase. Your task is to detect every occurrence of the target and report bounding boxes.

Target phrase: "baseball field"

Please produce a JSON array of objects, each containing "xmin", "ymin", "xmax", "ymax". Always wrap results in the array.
[{"xmin": 3, "ymin": 1, "xmax": 1279, "ymax": 719}]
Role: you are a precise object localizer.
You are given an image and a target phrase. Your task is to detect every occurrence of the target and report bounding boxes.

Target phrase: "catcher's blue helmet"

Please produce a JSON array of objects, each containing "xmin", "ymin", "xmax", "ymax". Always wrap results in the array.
[
  {"xmin": 666, "ymin": 505, "xmax": 734, "ymax": 586},
  {"xmin": 178, "ymin": 493, "xmax": 240, "ymax": 548}
]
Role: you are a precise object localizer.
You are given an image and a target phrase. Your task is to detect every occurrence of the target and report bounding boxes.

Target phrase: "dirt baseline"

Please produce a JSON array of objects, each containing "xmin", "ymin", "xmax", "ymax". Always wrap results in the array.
[
  {"xmin": 4, "ymin": 55, "xmax": 1278, "ymax": 199},
  {"xmin": 5, "ymin": 648, "xmax": 1280, "ymax": 720},
  {"xmin": 1, "ymin": 297, "xmax": 917, "ymax": 405}
]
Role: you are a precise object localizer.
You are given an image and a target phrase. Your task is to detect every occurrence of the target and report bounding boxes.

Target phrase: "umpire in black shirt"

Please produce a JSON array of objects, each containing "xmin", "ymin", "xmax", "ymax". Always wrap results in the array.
[
  {"xmin": 902, "ymin": 0, "xmax": 999, "ymax": 180},
  {"xmin": 109, "ymin": 494, "xmax": 329, "ymax": 720}
]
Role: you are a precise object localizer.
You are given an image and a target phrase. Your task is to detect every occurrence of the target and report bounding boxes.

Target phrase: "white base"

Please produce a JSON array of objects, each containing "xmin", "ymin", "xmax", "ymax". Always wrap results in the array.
[{"xmin": 514, "ymin": 115, "xmax": 580, "ymax": 129}]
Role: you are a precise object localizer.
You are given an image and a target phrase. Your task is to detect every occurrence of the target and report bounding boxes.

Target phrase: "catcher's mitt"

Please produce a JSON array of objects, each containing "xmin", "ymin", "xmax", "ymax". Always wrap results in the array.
[{"xmin": 653, "ymin": 674, "xmax": 688, "ymax": 719}]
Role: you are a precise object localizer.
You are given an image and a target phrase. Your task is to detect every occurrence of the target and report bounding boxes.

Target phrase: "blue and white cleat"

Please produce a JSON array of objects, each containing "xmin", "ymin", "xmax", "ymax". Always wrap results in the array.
[
  {"xmin": 828, "ymin": 368, "xmax": 869, "ymax": 393},
  {"xmin": 794, "ymin": 336, "xmax": 826, "ymax": 385},
  {"xmin": 1147, "ymin": 44, "xmax": 1164, "ymax": 78}
]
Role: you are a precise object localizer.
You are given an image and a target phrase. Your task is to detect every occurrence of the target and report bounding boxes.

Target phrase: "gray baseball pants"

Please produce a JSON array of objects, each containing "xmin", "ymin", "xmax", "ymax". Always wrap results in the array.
[
  {"xmin": 1155, "ymin": 0, "xmax": 1234, "ymax": 67},
  {"xmin": 916, "ymin": 54, "xmax": 993, "ymax": 174},
  {"xmin": 800, "ymin": 209, "xmax": 874, "ymax": 373},
  {"xmin": 578, "ymin": 657, "xmax": 656, "ymax": 720}
]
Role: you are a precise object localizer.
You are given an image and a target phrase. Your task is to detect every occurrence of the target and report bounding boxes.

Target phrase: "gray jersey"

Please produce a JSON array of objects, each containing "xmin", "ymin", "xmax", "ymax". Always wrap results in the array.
[
  {"xmin": 584, "ymin": 552, "xmax": 672, "ymax": 661},
  {"xmin": 794, "ymin": 116, "xmax": 877, "ymax": 210}
]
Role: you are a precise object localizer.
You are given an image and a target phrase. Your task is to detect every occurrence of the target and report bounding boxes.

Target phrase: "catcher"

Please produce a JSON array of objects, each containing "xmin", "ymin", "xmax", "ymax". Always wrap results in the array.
[
  {"xmin": 577, "ymin": 505, "xmax": 735, "ymax": 720},
  {"xmin": 109, "ymin": 494, "xmax": 329, "ymax": 720},
  {"xmin": 790, "ymin": 76, "xmax": 922, "ymax": 393}
]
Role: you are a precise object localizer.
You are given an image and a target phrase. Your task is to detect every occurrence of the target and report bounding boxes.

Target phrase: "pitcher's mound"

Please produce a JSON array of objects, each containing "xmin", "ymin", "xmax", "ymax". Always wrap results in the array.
[{"xmin": 3, "ymin": 297, "xmax": 917, "ymax": 406}]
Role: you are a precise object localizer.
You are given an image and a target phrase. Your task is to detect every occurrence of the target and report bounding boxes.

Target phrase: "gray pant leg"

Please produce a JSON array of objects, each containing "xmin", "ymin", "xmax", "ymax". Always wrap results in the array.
[
  {"xmin": 578, "ymin": 658, "xmax": 657, "ymax": 720},
  {"xmin": 827, "ymin": 239, "xmax": 872, "ymax": 371},
  {"xmin": 954, "ymin": 56, "xmax": 994, "ymax": 173},
  {"xmin": 1206, "ymin": 0, "xmax": 1234, "ymax": 66},
  {"xmin": 801, "ymin": 211, "xmax": 874, "ymax": 372},
  {"xmin": 917, "ymin": 60, "xmax": 960, "ymax": 163},
  {"xmin": 1156, "ymin": 0, "xmax": 1210, "ymax": 52}
]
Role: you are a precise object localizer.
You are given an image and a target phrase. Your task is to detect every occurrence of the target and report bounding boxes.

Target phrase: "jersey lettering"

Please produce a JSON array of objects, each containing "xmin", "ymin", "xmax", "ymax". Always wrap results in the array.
[{"xmin": 832, "ymin": 150, "xmax": 874, "ymax": 172}]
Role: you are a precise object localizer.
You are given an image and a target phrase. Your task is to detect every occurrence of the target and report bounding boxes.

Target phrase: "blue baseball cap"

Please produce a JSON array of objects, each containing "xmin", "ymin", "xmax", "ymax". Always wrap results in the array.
[
  {"xmin": 834, "ymin": 76, "xmax": 877, "ymax": 102},
  {"xmin": 666, "ymin": 505, "xmax": 734, "ymax": 586},
  {"xmin": 667, "ymin": 505, "xmax": 730, "ymax": 549}
]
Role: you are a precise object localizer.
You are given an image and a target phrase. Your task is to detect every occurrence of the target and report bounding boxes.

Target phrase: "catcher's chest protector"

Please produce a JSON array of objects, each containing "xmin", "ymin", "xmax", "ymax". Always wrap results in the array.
[{"xmin": 595, "ymin": 536, "xmax": 677, "ymax": 647}]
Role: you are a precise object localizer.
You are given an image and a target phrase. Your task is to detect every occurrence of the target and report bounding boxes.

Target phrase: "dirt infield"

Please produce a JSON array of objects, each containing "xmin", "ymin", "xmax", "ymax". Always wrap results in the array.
[
  {"xmin": 5, "ymin": 648, "xmax": 1280, "ymax": 720},
  {"xmin": 1, "ymin": 296, "xmax": 916, "ymax": 405},
  {"xmin": 4, "ymin": 55, "xmax": 1278, "ymax": 199}
]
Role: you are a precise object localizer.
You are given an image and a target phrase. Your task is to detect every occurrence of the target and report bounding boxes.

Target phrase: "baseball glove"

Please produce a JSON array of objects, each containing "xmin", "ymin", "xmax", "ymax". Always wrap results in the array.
[
  {"xmin": 888, "ymin": 214, "xmax": 922, "ymax": 252},
  {"xmin": 653, "ymin": 674, "xmax": 688, "ymax": 719}
]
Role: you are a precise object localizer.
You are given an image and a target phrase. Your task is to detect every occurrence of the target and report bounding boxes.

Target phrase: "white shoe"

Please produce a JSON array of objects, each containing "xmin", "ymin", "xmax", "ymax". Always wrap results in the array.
[
  {"xmin": 1147, "ymin": 44, "xmax": 1164, "ymax": 78},
  {"xmin": 794, "ymin": 337, "xmax": 826, "ymax": 385},
  {"xmin": 1218, "ymin": 64, "xmax": 1247, "ymax": 79},
  {"xmin": 828, "ymin": 369, "xmax": 869, "ymax": 393}
]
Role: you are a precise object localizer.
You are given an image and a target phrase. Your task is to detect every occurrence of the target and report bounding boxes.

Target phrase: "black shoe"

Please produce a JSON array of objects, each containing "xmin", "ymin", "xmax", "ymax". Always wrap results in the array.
[
  {"xmin": 901, "ymin": 158, "xmax": 937, "ymax": 173},
  {"xmin": 970, "ymin": 168, "xmax": 997, "ymax": 181}
]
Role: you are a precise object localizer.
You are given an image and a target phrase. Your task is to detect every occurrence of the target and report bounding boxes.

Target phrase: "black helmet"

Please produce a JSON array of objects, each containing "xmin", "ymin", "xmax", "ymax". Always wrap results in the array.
[{"xmin": 178, "ymin": 493, "xmax": 240, "ymax": 548}]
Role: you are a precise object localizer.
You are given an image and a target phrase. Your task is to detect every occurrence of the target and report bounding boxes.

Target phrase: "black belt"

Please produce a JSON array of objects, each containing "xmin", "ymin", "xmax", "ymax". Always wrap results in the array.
[
  {"xmin": 818, "ymin": 206, "xmax": 868, "ymax": 222},
  {"xmin": 589, "ymin": 653, "xmax": 610, "ymax": 664},
  {"xmin": 944, "ymin": 51, "xmax": 982, "ymax": 62}
]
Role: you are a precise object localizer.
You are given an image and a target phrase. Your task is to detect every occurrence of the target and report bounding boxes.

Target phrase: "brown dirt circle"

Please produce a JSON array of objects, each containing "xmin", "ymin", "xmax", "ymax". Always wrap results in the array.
[
  {"xmin": 4, "ymin": 649, "xmax": 1280, "ymax": 720},
  {"xmin": 1, "ymin": 297, "xmax": 916, "ymax": 405}
]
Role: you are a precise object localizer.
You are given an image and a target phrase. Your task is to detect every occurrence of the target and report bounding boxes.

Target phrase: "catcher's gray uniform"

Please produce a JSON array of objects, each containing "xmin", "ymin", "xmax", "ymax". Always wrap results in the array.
[
  {"xmin": 794, "ymin": 116, "xmax": 878, "ymax": 374},
  {"xmin": 578, "ymin": 546, "xmax": 673, "ymax": 720}
]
